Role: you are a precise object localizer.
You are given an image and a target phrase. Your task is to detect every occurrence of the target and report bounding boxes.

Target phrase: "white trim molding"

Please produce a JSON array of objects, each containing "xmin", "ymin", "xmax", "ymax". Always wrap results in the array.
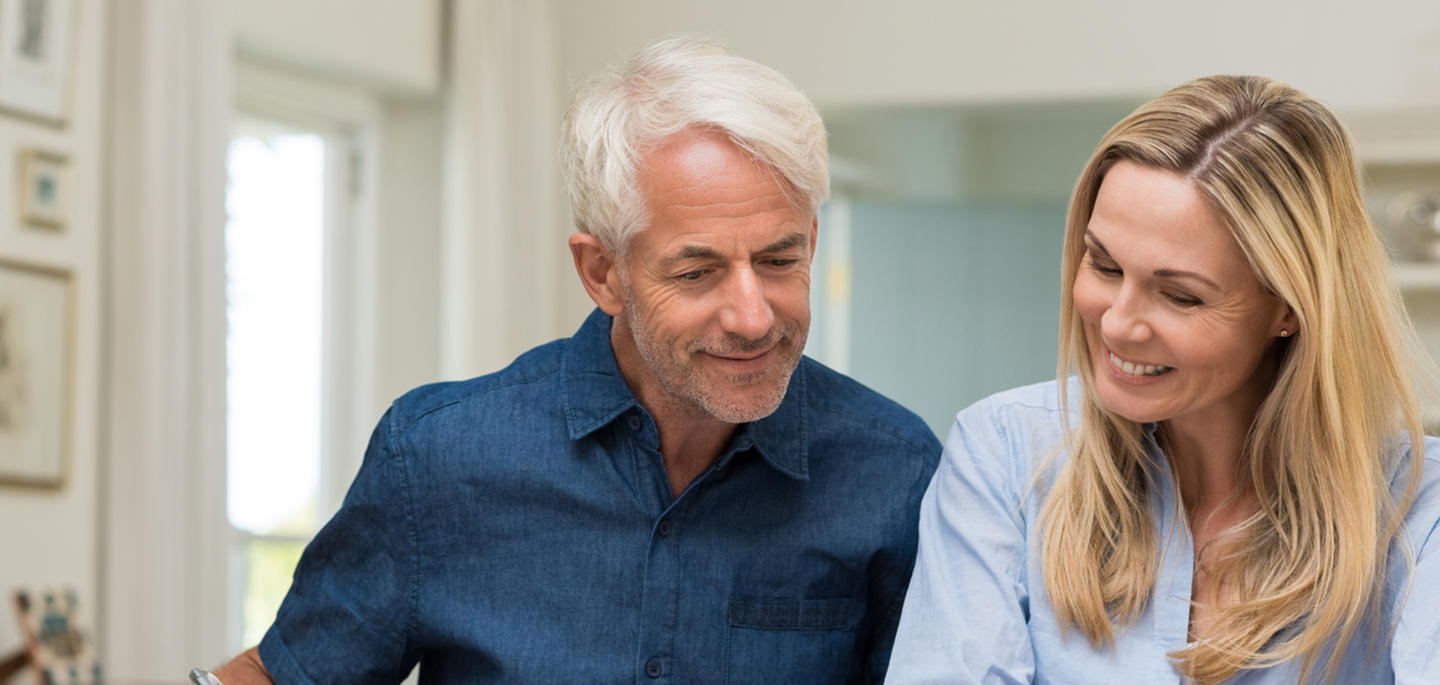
[
  {"xmin": 1346, "ymin": 107, "xmax": 1440, "ymax": 165},
  {"xmin": 102, "ymin": 0, "xmax": 232, "ymax": 678}
]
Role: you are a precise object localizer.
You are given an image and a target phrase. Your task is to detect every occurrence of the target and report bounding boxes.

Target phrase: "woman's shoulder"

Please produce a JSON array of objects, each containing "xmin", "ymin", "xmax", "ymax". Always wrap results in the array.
[
  {"xmin": 955, "ymin": 378, "xmax": 1077, "ymax": 437},
  {"xmin": 1397, "ymin": 435, "xmax": 1440, "ymax": 546},
  {"xmin": 962, "ymin": 377, "xmax": 1074, "ymax": 414},
  {"xmin": 943, "ymin": 378, "xmax": 1076, "ymax": 490}
]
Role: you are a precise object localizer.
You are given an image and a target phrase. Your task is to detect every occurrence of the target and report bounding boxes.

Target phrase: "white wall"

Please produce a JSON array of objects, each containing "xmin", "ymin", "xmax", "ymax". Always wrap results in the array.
[
  {"xmin": 553, "ymin": 0, "xmax": 1440, "ymax": 111},
  {"xmin": 0, "ymin": 0, "xmax": 106, "ymax": 658},
  {"xmin": 234, "ymin": 0, "xmax": 442, "ymax": 95},
  {"xmin": 376, "ymin": 101, "xmax": 446, "ymax": 401}
]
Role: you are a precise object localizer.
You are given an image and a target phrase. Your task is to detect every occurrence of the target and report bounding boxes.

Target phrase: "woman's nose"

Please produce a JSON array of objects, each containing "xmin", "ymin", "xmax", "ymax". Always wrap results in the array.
[{"xmin": 1100, "ymin": 283, "xmax": 1153, "ymax": 345}]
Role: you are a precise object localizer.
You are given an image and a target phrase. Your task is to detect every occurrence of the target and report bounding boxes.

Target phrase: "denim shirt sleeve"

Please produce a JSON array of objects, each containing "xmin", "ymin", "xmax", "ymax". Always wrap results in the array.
[
  {"xmin": 1391, "ymin": 439, "xmax": 1440, "ymax": 684},
  {"xmin": 258, "ymin": 406, "xmax": 419, "ymax": 685},
  {"xmin": 885, "ymin": 395, "xmax": 1036, "ymax": 685}
]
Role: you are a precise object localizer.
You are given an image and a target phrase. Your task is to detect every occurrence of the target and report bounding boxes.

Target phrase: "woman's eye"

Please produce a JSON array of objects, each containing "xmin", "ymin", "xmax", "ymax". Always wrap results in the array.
[
  {"xmin": 1166, "ymin": 293, "xmax": 1202, "ymax": 307},
  {"xmin": 1087, "ymin": 258, "xmax": 1121, "ymax": 276}
]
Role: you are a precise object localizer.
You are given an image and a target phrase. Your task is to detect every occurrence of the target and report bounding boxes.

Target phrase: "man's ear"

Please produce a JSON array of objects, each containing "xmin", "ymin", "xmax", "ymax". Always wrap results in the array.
[{"xmin": 569, "ymin": 233, "xmax": 624, "ymax": 315}]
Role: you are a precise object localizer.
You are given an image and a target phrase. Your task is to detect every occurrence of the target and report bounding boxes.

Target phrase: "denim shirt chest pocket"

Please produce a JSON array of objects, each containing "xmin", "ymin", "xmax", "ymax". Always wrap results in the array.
[{"xmin": 724, "ymin": 596, "xmax": 863, "ymax": 684}]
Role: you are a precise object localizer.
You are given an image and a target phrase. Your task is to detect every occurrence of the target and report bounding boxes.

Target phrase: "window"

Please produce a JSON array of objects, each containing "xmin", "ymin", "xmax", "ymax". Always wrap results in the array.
[
  {"xmin": 224, "ymin": 63, "xmax": 382, "ymax": 651},
  {"xmin": 225, "ymin": 118, "xmax": 327, "ymax": 647}
]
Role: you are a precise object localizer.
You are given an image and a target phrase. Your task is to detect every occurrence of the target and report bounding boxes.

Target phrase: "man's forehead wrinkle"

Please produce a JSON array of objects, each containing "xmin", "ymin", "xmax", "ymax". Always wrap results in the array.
[
  {"xmin": 651, "ymin": 186, "xmax": 794, "ymax": 217},
  {"xmin": 668, "ymin": 184, "xmax": 794, "ymax": 208},
  {"xmin": 665, "ymin": 177, "xmax": 788, "ymax": 204}
]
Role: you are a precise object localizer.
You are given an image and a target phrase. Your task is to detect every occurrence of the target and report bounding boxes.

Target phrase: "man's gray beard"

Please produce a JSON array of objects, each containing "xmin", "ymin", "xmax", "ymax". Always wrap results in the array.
[{"xmin": 623, "ymin": 285, "xmax": 805, "ymax": 424}]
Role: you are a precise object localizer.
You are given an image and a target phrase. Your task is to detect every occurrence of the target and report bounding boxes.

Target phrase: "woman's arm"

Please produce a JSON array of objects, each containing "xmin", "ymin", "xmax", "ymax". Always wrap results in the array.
[
  {"xmin": 884, "ymin": 397, "xmax": 1037, "ymax": 684},
  {"xmin": 1391, "ymin": 445, "xmax": 1440, "ymax": 683}
]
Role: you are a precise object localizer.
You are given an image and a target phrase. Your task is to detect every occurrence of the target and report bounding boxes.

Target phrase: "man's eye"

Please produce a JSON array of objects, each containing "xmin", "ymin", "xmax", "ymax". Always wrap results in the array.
[
  {"xmin": 766, "ymin": 259, "xmax": 797, "ymax": 268},
  {"xmin": 678, "ymin": 270, "xmax": 707, "ymax": 281}
]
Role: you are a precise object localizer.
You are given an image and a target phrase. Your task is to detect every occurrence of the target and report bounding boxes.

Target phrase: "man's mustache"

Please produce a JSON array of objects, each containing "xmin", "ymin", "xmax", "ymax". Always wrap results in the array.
[{"xmin": 691, "ymin": 326, "xmax": 798, "ymax": 356}]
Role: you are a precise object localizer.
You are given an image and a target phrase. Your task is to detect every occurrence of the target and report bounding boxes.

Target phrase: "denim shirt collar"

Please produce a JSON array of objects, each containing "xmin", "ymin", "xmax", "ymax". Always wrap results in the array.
[{"xmin": 562, "ymin": 308, "xmax": 809, "ymax": 480}]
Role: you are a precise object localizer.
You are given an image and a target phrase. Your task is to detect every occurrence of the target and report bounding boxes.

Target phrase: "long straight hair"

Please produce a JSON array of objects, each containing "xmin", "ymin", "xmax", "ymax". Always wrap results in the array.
[{"xmin": 1041, "ymin": 75, "xmax": 1430, "ymax": 684}]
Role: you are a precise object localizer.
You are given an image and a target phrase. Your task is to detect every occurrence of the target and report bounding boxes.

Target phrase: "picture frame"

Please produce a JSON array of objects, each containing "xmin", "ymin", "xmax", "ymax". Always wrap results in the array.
[
  {"xmin": 18, "ymin": 149, "xmax": 68, "ymax": 231},
  {"xmin": 0, "ymin": 257, "xmax": 73, "ymax": 488},
  {"xmin": 10, "ymin": 587, "xmax": 101, "ymax": 685},
  {"xmin": 0, "ymin": 0, "xmax": 79, "ymax": 125}
]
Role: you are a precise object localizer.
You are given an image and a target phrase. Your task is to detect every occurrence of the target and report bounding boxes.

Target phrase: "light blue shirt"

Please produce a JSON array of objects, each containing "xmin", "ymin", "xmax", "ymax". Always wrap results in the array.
[{"xmin": 886, "ymin": 379, "xmax": 1440, "ymax": 684}]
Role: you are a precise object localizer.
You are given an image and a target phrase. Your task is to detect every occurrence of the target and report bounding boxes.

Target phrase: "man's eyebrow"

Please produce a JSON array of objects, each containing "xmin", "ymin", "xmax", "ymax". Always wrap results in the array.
[
  {"xmin": 759, "ymin": 232, "xmax": 808, "ymax": 254},
  {"xmin": 661, "ymin": 232, "xmax": 808, "ymax": 265},
  {"xmin": 663, "ymin": 245, "xmax": 724, "ymax": 265}
]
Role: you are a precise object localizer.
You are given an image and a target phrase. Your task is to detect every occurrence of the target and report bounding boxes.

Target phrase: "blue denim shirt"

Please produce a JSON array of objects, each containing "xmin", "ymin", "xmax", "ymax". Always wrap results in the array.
[{"xmin": 259, "ymin": 309, "xmax": 941, "ymax": 684}]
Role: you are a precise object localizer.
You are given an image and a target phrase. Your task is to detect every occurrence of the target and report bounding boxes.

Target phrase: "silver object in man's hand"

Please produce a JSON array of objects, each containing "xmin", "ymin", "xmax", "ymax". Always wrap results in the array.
[{"xmin": 189, "ymin": 668, "xmax": 222, "ymax": 685}]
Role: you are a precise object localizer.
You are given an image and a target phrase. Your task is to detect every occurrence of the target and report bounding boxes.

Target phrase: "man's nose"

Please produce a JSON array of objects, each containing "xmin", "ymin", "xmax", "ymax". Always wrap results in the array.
[{"xmin": 719, "ymin": 266, "xmax": 773, "ymax": 340}]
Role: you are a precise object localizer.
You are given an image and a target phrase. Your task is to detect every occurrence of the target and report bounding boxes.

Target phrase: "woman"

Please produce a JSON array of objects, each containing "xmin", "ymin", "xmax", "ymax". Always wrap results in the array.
[{"xmin": 885, "ymin": 76, "xmax": 1440, "ymax": 684}]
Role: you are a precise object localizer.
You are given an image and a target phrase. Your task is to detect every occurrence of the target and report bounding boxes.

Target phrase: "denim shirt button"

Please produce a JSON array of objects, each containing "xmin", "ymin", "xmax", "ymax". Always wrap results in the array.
[
  {"xmin": 645, "ymin": 659, "xmax": 662, "ymax": 678},
  {"xmin": 628, "ymin": 415, "xmax": 642, "ymax": 431},
  {"xmin": 657, "ymin": 519, "xmax": 672, "ymax": 537}
]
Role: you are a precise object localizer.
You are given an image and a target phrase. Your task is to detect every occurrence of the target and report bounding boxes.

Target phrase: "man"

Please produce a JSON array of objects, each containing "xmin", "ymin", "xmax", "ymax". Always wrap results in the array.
[{"xmin": 211, "ymin": 35, "xmax": 940, "ymax": 685}]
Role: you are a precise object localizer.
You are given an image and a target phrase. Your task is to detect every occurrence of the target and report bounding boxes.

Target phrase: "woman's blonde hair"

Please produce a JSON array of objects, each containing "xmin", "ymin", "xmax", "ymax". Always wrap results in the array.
[{"xmin": 1042, "ymin": 75, "xmax": 1430, "ymax": 683}]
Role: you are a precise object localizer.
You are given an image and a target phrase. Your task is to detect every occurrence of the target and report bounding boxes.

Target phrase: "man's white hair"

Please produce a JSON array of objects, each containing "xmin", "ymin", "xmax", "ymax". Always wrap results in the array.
[{"xmin": 560, "ymin": 35, "xmax": 830, "ymax": 255}]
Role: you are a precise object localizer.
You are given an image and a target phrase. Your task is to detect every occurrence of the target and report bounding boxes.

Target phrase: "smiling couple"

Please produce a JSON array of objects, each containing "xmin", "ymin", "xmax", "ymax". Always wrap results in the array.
[{"xmin": 206, "ymin": 36, "xmax": 1440, "ymax": 685}]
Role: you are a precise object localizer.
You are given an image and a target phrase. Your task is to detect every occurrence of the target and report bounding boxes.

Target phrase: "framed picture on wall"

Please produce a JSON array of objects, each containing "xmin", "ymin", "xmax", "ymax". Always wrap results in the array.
[
  {"xmin": 0, "ymin": 258, "xmax": 73, "ymax": 487},
  {"xmin": 18, "ymin": 149, "xmax": 68, "ymax": 230},
  {"xmin": 0, "ymin": 0, "xmax": 79, "ymax": 125}
]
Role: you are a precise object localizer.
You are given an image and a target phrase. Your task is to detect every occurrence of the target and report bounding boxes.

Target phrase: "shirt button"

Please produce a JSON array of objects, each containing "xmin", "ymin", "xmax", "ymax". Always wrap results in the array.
[
  {"xmin": 628, "ymin": 415, "xmax": 641, "ymax": 430},
  {"xmin": 645, "ymin": 659, "xmax": 662, "ymax": 678},
  {"xmin": 657, "ymin": 519, "xmax": 673, "ymax": 537}
]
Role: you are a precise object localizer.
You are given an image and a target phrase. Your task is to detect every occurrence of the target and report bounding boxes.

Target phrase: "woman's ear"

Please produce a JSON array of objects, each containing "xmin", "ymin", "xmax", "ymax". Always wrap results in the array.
[
  {"xmin": 569, "ymin": 233, "xmax": 624, "ymax": 316},
  {"xmin": 1276, "ymin": 304, "xmax": 1299, "ymax": 338}
]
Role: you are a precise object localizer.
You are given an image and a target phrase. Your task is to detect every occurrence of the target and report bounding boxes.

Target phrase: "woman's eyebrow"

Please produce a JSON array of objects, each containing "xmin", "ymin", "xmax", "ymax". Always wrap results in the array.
[
  {"xmin": 1086, "ymin": 229, "xmax": 1220, "ymax": 291},
  {"xmin": 1084, "ymin": 230, "xmax": 1110, "ymax": 256},
  {"xmin": 1154, "ymin": 268, "xmax": 1220, "ymax": 291}
]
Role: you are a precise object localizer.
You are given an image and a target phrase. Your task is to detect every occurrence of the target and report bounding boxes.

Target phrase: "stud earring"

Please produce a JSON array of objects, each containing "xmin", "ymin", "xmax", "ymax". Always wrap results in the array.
[{"xmin": 1279, "ymin": 329, "xmax": 1291, "ymax": 338}]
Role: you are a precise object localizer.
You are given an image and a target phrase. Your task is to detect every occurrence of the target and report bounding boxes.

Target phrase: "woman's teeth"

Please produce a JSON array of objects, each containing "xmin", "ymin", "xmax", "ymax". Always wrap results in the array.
[{"xmin": 1110, "ymin": 352, "xmax": 1172, "ymax": 377}]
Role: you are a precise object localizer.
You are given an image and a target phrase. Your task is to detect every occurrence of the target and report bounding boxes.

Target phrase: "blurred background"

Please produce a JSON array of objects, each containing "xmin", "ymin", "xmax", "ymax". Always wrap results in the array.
[{"xmin": 1, "ymin": 0, "xmax": 1439, "ymax": 680}]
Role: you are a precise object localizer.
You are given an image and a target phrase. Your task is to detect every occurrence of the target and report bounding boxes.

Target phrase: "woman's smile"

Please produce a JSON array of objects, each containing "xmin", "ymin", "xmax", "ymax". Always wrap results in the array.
[{"xmin": 1107, "ymin": 349, "xmax": 1172, "ymax": 377}]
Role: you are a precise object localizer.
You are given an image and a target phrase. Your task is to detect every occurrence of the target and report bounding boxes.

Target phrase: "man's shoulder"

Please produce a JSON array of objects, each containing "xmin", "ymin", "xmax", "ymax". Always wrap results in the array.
[
  {"xmin": 799, "ymin": 357, "xmax": 941, "ymax": 455},
  {"xmin": 387, "ymin": 337, "xmax": 569, "ymax": 431}
]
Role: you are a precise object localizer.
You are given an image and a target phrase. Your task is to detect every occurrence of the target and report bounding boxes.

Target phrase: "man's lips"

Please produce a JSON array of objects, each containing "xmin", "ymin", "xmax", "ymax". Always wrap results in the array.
[
  {"xmin": 703, "ymin": 346, "xmax": 777, "ymax": 373},
  {"xmin": 711, "ymin": 348, "xmax": 769, "ymax": 361}
]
